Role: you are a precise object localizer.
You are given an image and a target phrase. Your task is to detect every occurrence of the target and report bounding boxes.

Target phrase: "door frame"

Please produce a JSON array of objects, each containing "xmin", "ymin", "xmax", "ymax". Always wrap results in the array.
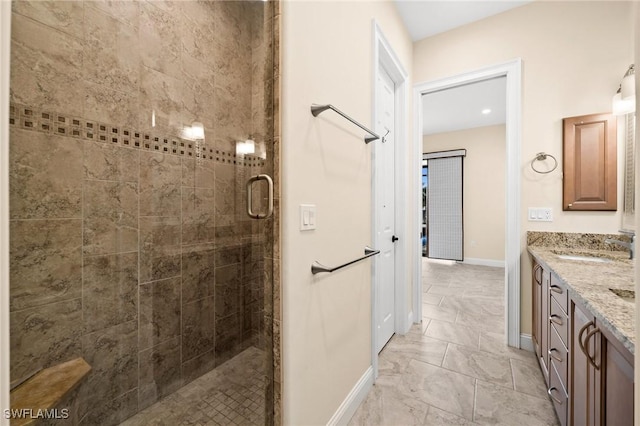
[
  {"xmin": 371, "ymin": 21, "xmax": 410, "ymax": 379},
  {"xmin": 1, "ymin": 1, "xmax": 11, "ymax": 422},
  {"xmin": 413, "ymin": 59, "xmax": 523, "ymax": 348}
]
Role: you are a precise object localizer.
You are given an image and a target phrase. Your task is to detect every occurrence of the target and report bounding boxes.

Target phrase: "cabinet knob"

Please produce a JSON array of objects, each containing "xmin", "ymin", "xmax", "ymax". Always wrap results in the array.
[{"xmin": 568, "ymin": 203, "xmax": 573, "ymax": 208}]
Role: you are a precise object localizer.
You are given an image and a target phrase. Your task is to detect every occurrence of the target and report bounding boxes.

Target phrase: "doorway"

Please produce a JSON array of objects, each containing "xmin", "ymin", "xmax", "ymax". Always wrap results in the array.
[{"xmin": 413, "ymin": 60, "xmax": 522, "ymax": 348}]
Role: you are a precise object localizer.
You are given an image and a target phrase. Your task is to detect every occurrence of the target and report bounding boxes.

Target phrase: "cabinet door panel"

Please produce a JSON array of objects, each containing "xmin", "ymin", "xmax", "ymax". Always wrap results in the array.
[
  {"xmin": 571, "ymin": 301, "xmax": 595, "ymax": 426},
  {"xmin": 563, "ymin": 113, "xmax": 617, "ymax": 211},
  {"xmin": 533, "ymin": 263, "xmax": 542, "ymax": 358},
  {"xmin": 602, "ymin": 333, "xmax": 634, "ymax": 425}
]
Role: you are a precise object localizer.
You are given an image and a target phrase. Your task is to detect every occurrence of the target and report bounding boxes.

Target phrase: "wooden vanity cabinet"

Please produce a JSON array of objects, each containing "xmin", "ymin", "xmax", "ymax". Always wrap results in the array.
[
  {"xmin": 569, "ymin": 298, "xmax": 634, "ymax": 426},
  {"xmin": 531, "ymin": 260, "xmax": 634, "ymax": 426}
]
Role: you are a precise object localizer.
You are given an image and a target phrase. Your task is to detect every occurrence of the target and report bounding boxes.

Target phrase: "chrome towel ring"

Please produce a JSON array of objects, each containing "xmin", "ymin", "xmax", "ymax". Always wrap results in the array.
[{"xmin": 531, "ymin": 152, "xmax": 558, "ymax": 174}]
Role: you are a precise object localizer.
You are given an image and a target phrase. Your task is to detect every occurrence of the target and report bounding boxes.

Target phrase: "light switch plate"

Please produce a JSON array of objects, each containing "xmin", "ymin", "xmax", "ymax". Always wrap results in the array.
[
  {"xmin": 300, "ymin": 204, "xmax": 316, "ymax": 230},
  {"xmin": 528, "ymin": 207, "xmax": 553, "ymax": 222}
]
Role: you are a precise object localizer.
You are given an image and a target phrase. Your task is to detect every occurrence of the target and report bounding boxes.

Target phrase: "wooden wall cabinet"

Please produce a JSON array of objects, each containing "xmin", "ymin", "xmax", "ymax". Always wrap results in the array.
[{"xmin": 563, "ymin": 113, "xmax": 617, "ymax": 211}]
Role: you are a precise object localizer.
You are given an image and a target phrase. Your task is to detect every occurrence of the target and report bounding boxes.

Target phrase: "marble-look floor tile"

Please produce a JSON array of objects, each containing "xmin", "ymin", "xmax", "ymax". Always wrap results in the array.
[
  {"xmin": 399, "ymin": 359, "xmax": 476, "ymax": 421},
  {"xmin": 348, "ymin": 381, "xmax": 430, "ymax": 426},
  {"xmin": 478, "ymin": 331, "xmax": 534, "ymax": 362},
  {"xmin": 442, "ymin": 344, "xmax": 513, "ymax": 389},
  {"xmin": 426, "ymin": 286, "xmax": 461, "ymax": 297},
  {"xmin": 425, "ymin": 320, "xmax": 480, "ymax": 349},
  {"xmin": 380, "ymin": 335, "xmax": 448, "ymax": 373},
  {"xmin": 422, "ymin": 304, "xmax": 457, "ymax": 323},
  {"xmin": 424, "ymin": 406, "xmax": 478, "ymax": 425},
  {"xmin": 510, "ymin": 358, "xmax": 548, "ymax": 398},
  {"xmin": 474, "ymin": 380, "xmax": 559, "ymax": 425},
  {"xmin": 456, "ymin": 310, "xmax": 505, "ymax": 333},
  {"xmin": 423, "ymin": 293, "xmax": 443, "ymax": 306}
]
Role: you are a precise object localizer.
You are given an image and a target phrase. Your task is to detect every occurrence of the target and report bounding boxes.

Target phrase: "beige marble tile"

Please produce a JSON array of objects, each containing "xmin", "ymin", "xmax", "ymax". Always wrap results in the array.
[
  {"xmin": 139, "ymin": 337, "xmax": 182, "ymax": 410},
  {"xmin": 139, "ymin": 1, "xmax": 181, "ymax": 78},
  {"xmin": 139, "ymin": 151, "xmax": 182, "ymax": 217},
  {"xmin": 10, "ymin": 129, "xmax": 83, "ymax": 219},
  {"xmin": 82, "ymin": 6, "xmax": 140, "ymax": 94},
  {"xmin": 78, "ymin": 321, "xmax": 138, "ymax": 419},
  {"xmin": 399, "ymin": 359, "xmax": 476, "ymax": 421},
  {"xmin": 86, "ymin": 0, "xmax": 139, "ymax": 29},
  {"xmin": 442, "ymin": 344, "xmax": 513, "ymax": 389},
  {"xmin": 348, "ymin": 381, "xmax": 430, "ymax": 425},
  {"xmin": 474, "ymin": 380, "xmax": 559, "ymax": 425},
  {"xmin": 139, "ymin": 66, "xmax": 184, "ymax": 133},
  {"xmin": 379, "ymin": 334, "xmax": 448, "ymax": 375},
  {"xmin": 427, "ymin": 286, "xmax": 461, "ymax": 297},
  {"xmin": 510, "ymin": 358, "xmax": 548, "ymax": 398},
  {"xmin": 456, "ymin": 310, "xmax": 505, "ymax": 334},
  {"xmin": 423, "ymin": 304, "xmax": 458, "ymax": 323},
  {"xmin": 425, "ymin": 320, "xmax": 480, "ymax": 349},
  {"xmin": 12, "ymin": 1, "xmax": 84, "ymax": 38},
  {"xmin": 10, "ymin": 14, "xmax": 84, "ymax": 115},
  {"xmin": 424, "ymin": 406, "xmax": 478, "ymax": 425},
  {"xmin": 182, "ymin": 296, "xmax": 215, "ymax": 362},
  {"xmin": 139, "ymin": 277, "xmax": 181, "ymax": 351},
  {"xmin": 80, "ymin": 388, "xmax": 138, "ymax": 426},
  {"xmin": 182, "ymin": 186, "xmax": 216, "ymax": 245},
  {"xmin": 423, "ymin": 293, "xmax": 444, "ymax": 306},
  {"xmin": 83, "ymin": 80, "xmax": 141, "ymax": 129},
  {"xmin": 84, "ymin": 141, "xmax": 139, "ymax": 183},
  {"xmin": 10, "ymin": 298, "xmax": 83, "ymax": 382},
  {"xmin": 10, "ymin": 219, "xmax": 81, "ymax": 311},
  {"xmin": 478, "ymin": 331, "xmax": 534, "ymax": 362},
  {"xmin": 83, "ymin": 180, "xmax": 138, "ymax": 255},
  {"xmin": 181, "ymin": 244, "xmax": 216, "ymax": 304},
  {"xmin": 82, "ymin": 253, "xmax": 138, "ymax": 333},
  {"xmin": 139, "ymin": 216, "xmax": 181, "ymax": 283}
]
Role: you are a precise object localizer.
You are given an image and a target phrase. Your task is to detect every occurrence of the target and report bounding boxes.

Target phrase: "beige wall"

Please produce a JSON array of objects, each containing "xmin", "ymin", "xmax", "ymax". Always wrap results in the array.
[
  {"xmin": 281, "ymin": 1, "xmax": 412, "ymax": 424},
  {"xmin": 413, "ymin": 1, "xmax": 634, "ymax": 335},
  {"xmin": 424, "ymin": 125, "xmax": 506, "ymax": 262}
]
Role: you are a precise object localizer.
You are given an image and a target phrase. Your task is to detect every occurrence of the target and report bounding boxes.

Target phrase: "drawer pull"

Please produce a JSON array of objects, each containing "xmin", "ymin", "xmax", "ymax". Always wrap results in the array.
[
  {"xmin": 549, "ymin": 314, "xmax": 564, "ymax": 326},
  {"xmin": 550, "ymin": 285, "xmax": 563, "ymax": 294},
  {"xmin": 534, "ymin": 264, "xmax": 542, "ymax": 284},
  {"xmin": 548, "ymin": 387, "xmax": 564, "ymax": 405},
  {"xmin": 549, "ymin": 348, "xmax": 563, "ymax": 363}
]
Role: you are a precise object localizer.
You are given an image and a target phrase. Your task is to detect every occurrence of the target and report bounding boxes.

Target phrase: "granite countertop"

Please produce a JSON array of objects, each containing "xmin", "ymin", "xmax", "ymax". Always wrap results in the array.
[{"xmin": 527, "ymin": 232, "xmax": 635, "ymax": 354}]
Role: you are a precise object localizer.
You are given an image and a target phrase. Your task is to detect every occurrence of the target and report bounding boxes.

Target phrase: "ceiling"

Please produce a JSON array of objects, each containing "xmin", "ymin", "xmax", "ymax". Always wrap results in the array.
[
  {"xmin": 394, "ymin": 0, "xmax": 532, "ymax": 42},
  {"xmin": 422, "ymin": 77, "xmax": 506, "ymax": 135},
  {"xmin": 394, "ymin": 1, "xmax": 526, "ymax": 135}
]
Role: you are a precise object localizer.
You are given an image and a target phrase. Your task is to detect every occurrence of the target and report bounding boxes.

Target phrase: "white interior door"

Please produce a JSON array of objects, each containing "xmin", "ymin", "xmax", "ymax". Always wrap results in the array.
[{"xmin": 375, "ymin": 67, "xmax": 396, "ymax": 353}]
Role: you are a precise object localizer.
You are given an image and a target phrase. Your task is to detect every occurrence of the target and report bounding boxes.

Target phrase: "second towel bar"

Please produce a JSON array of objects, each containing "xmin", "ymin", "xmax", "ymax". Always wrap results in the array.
[{"xmin": 311, "ymin": 246, "xmax": 380, "ymax": 275}]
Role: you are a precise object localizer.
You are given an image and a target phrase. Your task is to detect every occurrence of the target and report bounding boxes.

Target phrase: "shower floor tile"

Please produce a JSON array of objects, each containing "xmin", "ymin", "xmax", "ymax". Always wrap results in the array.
[{"xmin": 119, "ymin": 347, "xmax": 266, "ymax": 426}]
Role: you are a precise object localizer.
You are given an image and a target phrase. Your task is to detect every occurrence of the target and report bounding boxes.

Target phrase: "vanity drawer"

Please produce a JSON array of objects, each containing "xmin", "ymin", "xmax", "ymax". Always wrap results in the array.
[
  {"xmin": 550, "ymin": 297, "xmax": 568, "ymax": 347},
  {"xmin": 549, "ymin": 273, "xmax": 567, "ymax": 313},
  {"xmin": 548, "ymin": 324, "xmax": 567, "ymax": 387},
  {"xmin": 548, "ymin": 361, "xmax": 568, "ymax": 426}
]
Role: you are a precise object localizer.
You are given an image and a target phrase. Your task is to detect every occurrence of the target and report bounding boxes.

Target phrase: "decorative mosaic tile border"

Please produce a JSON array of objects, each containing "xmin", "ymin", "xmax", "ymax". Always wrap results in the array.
[{"xmin": 9, "ymin": 103, "xmax": 267, "ymax": 167}]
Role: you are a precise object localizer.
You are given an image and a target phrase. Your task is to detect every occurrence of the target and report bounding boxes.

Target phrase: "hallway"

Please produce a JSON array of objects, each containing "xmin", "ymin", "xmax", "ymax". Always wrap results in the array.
[{"xmin": 350, "ymin": 260, "xmax": 558, "ymax": 425}]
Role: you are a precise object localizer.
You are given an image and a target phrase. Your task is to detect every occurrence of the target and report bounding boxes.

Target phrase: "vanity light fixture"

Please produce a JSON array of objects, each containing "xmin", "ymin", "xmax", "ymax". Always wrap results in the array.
[
  {"xmin": 236, "ymin": 138, "xmax": 256, "ymax": 156},
  {"xmin": 481, "ymin": 108, "xmax": 491, "ymax": 115},
  {"xmin": 613, "ymin": 64, "xmax": 636, "ymax": 115},
  {"xmin": 621, "ymin": 64, "xmax": 635, "ymax": 100}
]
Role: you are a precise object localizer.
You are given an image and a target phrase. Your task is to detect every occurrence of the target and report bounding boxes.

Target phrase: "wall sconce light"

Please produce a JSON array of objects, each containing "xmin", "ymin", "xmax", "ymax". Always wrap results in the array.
[
  {"xmin": 613, "ymin": 64, "xmax": 636, "ymax": 115},
  {"xmin": 236, "ymin": 138, "xmax": 256, "ymax": 155},
  {"xmin": 182, "ymin": 122, "xmax": 205, "ymax": 140}
]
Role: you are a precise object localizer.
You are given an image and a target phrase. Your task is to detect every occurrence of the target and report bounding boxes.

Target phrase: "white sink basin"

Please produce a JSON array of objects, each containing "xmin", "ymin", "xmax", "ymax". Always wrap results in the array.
[{"xmin": 557, "ymin": 254, "xmax": 611, "ymax": 263}]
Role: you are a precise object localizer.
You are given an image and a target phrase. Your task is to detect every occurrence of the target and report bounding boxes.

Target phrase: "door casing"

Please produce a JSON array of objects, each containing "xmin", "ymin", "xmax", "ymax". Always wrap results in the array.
[
  {"xmin": 371, "ymin": 21, "xmax": 410, "ymax": 380},
  {"xmin": 413, "ymin": 59, "xmax": 523, "ymax": 348}
]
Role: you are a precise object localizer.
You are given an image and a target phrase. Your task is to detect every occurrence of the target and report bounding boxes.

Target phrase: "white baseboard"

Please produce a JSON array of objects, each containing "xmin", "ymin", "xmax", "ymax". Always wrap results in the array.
[
  {"xmin": 519, "ymin": 333, "xmax": 534, "ymax": 352},
  {"xmin": 327, "ymin": 366, "xmax": 374, "ymax": 426},
  {"xmin": 463, "ymin": 258, "xmax": 506, "ymax": 268}
]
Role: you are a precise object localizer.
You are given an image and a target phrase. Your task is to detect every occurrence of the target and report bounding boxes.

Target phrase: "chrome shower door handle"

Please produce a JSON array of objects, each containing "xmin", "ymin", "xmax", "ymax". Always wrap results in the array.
[{"xmin": 246, "ymin": 174, "xmax": 274, "ymax": 219}]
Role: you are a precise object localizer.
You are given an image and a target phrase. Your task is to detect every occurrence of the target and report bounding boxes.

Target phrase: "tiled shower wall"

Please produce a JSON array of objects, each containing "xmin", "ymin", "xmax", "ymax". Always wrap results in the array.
[{"xmin": 9, "ymin": 1, "xmax": 277, "ymax": 424}]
